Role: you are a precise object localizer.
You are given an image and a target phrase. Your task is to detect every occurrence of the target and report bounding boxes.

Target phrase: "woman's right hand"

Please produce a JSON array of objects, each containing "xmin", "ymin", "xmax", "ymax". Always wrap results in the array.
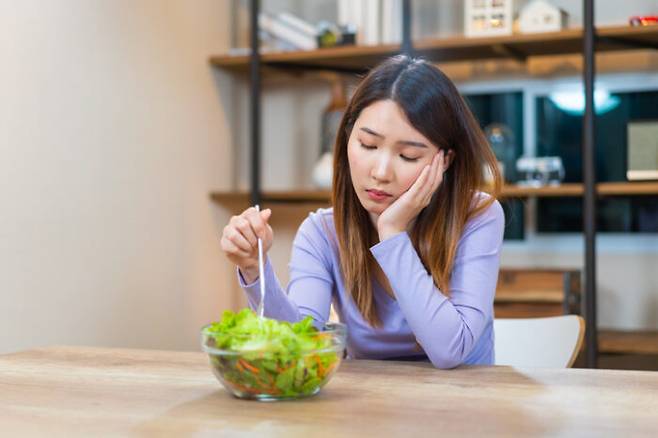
[{"xmin": 220, "ymin": 207, "xmax": 273, "ymax": 284}]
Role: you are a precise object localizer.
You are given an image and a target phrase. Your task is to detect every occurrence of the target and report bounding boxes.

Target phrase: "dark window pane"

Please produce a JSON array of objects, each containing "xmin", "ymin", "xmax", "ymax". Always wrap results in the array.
[
  {"xmin": 464, "ymin": 92, "xmax": 525, "ymax": 240},
  {"xmin": 538, "ymin": 197, "xmax": 658, "ymax": 233},
  {"xmin": 500, "ymin": 198, "xmax": 525, "ymax": 240},
  {"xmin": 536, "ymin": 90, "xmax": 658, "ymax": 233}
]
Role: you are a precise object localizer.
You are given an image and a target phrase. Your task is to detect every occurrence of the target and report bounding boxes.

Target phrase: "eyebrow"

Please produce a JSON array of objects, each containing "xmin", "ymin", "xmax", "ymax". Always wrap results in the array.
[{"xmin": 360, "ymin": 127, "xmax": 429, "ymax": 149}]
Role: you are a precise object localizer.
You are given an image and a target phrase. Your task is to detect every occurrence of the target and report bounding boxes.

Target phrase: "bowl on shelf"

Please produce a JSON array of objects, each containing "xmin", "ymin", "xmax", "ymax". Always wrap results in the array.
[{"xmin": 201, "ymin": 310, "xmax": 346, "ymax": 401}]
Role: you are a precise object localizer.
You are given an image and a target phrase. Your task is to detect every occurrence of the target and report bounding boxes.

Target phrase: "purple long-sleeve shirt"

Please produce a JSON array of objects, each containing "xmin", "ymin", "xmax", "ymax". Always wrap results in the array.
[{"xmin": 238, "ymin": 196, "xmax": 505, "ymax": 369}]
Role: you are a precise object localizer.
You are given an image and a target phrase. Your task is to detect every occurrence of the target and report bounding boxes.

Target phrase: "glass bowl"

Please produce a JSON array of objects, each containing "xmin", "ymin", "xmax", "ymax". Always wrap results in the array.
[{"xmin": 201, "ymin": 321, "xmax": 347, "ymax": 401}]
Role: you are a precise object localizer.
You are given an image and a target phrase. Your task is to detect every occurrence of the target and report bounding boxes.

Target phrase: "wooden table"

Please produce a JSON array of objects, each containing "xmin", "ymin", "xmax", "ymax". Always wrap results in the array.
[{"xmin": 1, "ymin": 347, "xmax": 656, "ymax": 437}]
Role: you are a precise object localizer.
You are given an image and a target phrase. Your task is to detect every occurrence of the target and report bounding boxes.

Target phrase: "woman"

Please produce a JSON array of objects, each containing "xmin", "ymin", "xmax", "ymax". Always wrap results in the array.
[{"xmin": 220, "ymin": 55, "xmax": 504, "ymax": 369}]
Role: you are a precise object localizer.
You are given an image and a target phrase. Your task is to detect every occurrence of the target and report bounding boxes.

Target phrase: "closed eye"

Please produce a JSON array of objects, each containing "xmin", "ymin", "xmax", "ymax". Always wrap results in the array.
[
  {"xmin": 360, "ymin": 142, "xmax": 376, "ymax": 150},
  {"xmin": 400, "ymin": 155, "xmax": 419, "ymax": 162}
]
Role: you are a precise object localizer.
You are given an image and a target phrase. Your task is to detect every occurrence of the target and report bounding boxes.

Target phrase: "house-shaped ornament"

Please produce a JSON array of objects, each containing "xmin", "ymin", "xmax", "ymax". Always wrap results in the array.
[
  {"xmin": 519, "ymin": 0, "xmax": 568, "ymax": 34},
  {"xmin": 464, "ymin": 0, "xmax": 514, "ymax": 38}
]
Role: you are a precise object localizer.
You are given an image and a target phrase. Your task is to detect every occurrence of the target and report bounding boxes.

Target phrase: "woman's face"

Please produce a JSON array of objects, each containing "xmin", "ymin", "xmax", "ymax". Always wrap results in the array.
[{"xmin": 347, "ymin": 99, "xmax": 439, "ymax": 219}]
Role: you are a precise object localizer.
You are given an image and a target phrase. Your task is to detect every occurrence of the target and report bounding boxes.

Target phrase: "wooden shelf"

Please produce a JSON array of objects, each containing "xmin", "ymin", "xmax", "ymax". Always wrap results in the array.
[
  {"xmin": 494, "ymin": 290, "xmax": 564, "ymax": 304},
  {"xmin": 211, "ymin": 25, "xmax": 658, "ymax": 72},
  {"xmin": 505, "ymin": 182, "xmax": 658, "ymax": 197},
  {"xmin": 210, "ymin": 182, "xmax": 658, "ymax": 206},
  {"xmin": 210, "ymin": 190, "xmax": 331, "ymax": 205},
  {"xmin": 599, "ymin": 330, "xmax": 658, "ymax": 355}
]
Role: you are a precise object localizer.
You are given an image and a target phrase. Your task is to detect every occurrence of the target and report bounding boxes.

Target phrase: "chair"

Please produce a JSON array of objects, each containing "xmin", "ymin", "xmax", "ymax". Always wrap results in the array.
[{"xmin": 494, "ymin": 315, "xmax": 585, "ymax": 368}]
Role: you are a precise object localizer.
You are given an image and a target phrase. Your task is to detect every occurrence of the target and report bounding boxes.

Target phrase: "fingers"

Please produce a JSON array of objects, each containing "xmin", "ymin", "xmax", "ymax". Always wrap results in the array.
[
  {"xmin": 232, "ymin": 215, "xmax": 258, "ymax": 247},
  {"xmin": 244, "ymin": 207, "xmax": 273, "ymax": 239},
  {"xmin": 432, "ymin": 150, "xmax": 447, "ymax": 190},
  {"xmin": 417, "ymin": 151, "xmax": 440, "ymax": 197},
  {"xmin": 264, "ymin": 223, "xmax": 273, "ymax": 246},
  {"xmin": 407, "ymin": 159, "xmax": 432, "ymax": 199},
  {"xmin": 220, "ymin": 235, "xmax": 251, "ymax": 258},
  {"xmin": 222, "ymin": 207, "xmax": 273, "ymax": 254},
  {"xmin": 420, "ymin": 156, "xmax": 436, "ymax": 205},
  {"xmin": 434, "ymin": 148, "xmax": 452, "ymax": 188},
  {"xmin": 236, "ymin": 207, "xmax": 272, "ymax": 242},
  {"xmin": 227, "ymin": 225, "xmax": 253, "ymax": 252},
  {"xmin": 221, "ymin": 217, "xmax": 255, "ymax": 260},
  {"xmin": 430, "ymin": 151, "xmax": 442, "ymax": 184},
  {"xmin": 421, "ymin": 150, "xmax": 446, "ymax": 205}
]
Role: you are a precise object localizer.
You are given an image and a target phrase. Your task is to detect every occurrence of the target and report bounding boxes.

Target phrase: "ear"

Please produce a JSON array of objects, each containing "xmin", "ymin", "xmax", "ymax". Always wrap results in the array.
[{"xmin": 444, "ymin": 149, "xmax": 455, "ymax": 170}]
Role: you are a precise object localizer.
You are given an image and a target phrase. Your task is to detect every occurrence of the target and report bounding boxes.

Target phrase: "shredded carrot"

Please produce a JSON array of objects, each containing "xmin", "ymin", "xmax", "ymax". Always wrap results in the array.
[
  {"xmin": 229, "ymin": 381, "xmax": 261, "ymax": 395},
  {"xmin": 239, "ymin": 359, "xmax": 259, "ymax": 374},
  {"xmin": 324, "ymin": 361, "xmax": 337, "ymax": 376},
  {"xmin": 315, "ymin": 355, "xmax": 325, "ymax": 376}
]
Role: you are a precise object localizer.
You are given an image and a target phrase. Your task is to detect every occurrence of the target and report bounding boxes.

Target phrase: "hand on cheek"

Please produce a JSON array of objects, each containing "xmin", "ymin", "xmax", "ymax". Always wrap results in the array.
[{"xmin": 376, "ymin": 150, "xmax": 449, "ymax": 241}]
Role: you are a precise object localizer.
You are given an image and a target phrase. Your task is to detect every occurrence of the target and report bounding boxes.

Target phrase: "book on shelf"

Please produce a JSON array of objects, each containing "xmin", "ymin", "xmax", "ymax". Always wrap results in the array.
[
  {"xmin": 277, "ymin": 12, "xmax": 317, "ymax": 38},
  {"xmin": 363, "ymin": 0, "xmax": 381, "ymax": 45},
  {"xmin": 258, "ymin": 11, "xmax": 317, "ymax": 51},
  {"xmin": 338, "ymin": 0, "xmax": 402, "ymax": 46},
  {"xmin": 381, "ymin": 0, "xmax": 402, "ymax": 44}
]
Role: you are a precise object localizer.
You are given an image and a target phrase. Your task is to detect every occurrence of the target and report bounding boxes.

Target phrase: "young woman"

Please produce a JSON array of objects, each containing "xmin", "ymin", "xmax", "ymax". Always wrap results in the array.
[{"xmin": 220, "ymin": 55, "xmax": 504, "ymax": 369}]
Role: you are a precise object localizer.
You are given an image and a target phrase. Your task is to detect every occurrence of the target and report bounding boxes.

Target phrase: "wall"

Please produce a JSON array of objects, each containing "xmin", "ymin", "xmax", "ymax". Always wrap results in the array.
[{"xmin": 0, "ymin": 0, "xmax": 236, "ymax": 353}]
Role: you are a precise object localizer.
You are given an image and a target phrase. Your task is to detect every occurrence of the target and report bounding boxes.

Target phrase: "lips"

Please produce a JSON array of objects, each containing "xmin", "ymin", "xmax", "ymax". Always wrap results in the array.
[
  {"xmin": 367, "ymin": 189, "xmax": 391, "ymax": 196},
  {"xmin": 366, "ymin": 189, "xmax": 392, "ymax": 201}
]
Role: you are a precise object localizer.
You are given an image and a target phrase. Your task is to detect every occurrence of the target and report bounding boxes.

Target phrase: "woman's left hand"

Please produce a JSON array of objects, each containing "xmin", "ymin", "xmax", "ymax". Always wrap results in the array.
[{"xmin": 377, "ymin": 150, "xmax": 449, "ymax": 241}]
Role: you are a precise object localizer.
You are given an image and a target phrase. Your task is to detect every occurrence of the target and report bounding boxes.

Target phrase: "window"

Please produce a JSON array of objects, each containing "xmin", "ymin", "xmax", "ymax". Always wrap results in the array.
[
  {"xmin": 536, "ymin": 90, "xmax": 658, "ymax": 233},
  {"xmin": 465, "ymin": 92, "xmax": 524, "ymax": 240}
]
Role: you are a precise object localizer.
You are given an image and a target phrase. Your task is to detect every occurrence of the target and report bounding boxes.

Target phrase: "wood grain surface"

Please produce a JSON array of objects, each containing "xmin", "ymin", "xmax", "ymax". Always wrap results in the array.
[{"xmin": 1, "ymin": 346, "xmax": 657, "ymax": 437}]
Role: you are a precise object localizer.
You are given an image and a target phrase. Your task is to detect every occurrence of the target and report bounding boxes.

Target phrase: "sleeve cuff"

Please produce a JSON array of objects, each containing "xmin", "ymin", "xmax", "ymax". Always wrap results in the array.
[
  {"xmin": 237, "ymin": 266, "xmax": 258, "ymax": 288},
  {"xmin": 370, "ymin": 231, "xmax": 410, "ymax": 258},
  {"xmin": 236, "ymin": 257, "xmax": 277, "ymax": 304}
]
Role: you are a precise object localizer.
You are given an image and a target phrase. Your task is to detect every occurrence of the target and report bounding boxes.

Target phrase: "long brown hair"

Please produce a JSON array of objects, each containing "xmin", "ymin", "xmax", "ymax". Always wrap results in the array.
[{"xmin": 332, "ymin": 55, "xmax": 501, "ymax": 327}]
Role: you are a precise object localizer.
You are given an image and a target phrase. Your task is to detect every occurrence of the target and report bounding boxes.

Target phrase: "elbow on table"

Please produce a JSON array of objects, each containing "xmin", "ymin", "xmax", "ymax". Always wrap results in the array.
[
  {"xmin": 425, "ymin": 333, "xmax": 473, "ymax": 369},
  {"xmin": 427, "ymin": 351, "xmax": 463, "ymax": 370}
]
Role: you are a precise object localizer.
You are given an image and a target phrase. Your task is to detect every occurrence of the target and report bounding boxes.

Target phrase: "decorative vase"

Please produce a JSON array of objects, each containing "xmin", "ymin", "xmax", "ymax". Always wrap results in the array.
[{"xmin": 485, "ymin": 123, "xmax": 517, "ymax": 183}]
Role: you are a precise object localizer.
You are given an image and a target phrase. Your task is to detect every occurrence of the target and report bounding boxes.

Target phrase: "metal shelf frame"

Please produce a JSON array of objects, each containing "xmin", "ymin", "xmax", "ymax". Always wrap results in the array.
[{"xmin": 582, "ymin": 0, "xmax": 597, "ymax": 368}]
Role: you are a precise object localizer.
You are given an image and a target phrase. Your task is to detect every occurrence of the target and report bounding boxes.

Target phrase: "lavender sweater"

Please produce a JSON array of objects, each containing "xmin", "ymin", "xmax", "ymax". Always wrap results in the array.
[{"xmin": 238, "ymin": 197, "xmax": 505, "ymax": 369}]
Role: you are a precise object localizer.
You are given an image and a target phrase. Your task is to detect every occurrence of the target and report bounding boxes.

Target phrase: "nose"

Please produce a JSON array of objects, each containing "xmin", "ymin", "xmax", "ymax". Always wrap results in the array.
[{"xmin": 371, "ymin": 153, "xmax": 393, "ymax": 182}]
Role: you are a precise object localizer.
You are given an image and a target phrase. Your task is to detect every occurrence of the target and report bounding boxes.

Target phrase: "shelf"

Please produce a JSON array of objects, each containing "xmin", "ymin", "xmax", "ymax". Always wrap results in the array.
[
  {"xmin": 599, "ymin": 330, "xmax": 658, "ymax": 355},
  {"xmin": 209, "ymin": 182, "xmax": 658, "ymax": 205},
  {"xmin": 210, "ymin": 182, "xmax": 658, "ymax": 206},
  {"xmin": 210, "ymin": 25, "xmax": 658, "ymax": 73},
  {"xmin": 494, "ymin": 290, "xmax": 564, "ymax": 304},
  {"xmin": 505, "ymin": 182, "xmax": 658, "ymax": 197},
  {"xmin": 211, "ymin": 190, "xmax": 331, "ymax": 205}
]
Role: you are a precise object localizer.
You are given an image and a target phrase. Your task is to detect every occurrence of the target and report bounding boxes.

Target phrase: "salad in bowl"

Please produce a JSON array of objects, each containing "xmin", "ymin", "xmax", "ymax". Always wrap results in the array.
[{"xmin": 201, "ymin": 309, "xmax": 346, "ymax": 401}]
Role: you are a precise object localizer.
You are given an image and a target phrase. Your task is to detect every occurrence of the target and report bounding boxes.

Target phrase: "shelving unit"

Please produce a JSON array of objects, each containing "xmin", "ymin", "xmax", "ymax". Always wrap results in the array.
[
  {"xmin": 212, "ymin": 24, "xmax": 658, "ymax": 73},
  {"xmin": 212, "ymin": 0, "xmax": 658, "ymax": 368}
]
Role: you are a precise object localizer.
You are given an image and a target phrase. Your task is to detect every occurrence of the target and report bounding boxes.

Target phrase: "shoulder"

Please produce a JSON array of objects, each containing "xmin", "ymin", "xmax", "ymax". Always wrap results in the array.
[
  {"xmin": 469, "ymin": 192, "xmax": 504, "ymax": 223},
  {"xmin": 295, "ymin": 207, "xmax": 337, "ymax": 251},
  {"xmin": 461, "ymin": 192, "xmax": 505, "ymax": 241},
  {"xmin": 293, "ymin": 208, "xmax": 337, "ymax": 268},
  {"xmin": 298, "ymin": 207, "xmax": 335, "ymax": 237}
]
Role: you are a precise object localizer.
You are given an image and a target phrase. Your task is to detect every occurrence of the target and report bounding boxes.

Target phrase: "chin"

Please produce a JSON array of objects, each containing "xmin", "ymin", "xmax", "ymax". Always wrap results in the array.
[
  {"xmin": 362, "ymin": 199, "xmax": 389, "ymax": 215},
  {"xmin": 364, "ymin": 207, "xmax": 383, "ymax": 217}
]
